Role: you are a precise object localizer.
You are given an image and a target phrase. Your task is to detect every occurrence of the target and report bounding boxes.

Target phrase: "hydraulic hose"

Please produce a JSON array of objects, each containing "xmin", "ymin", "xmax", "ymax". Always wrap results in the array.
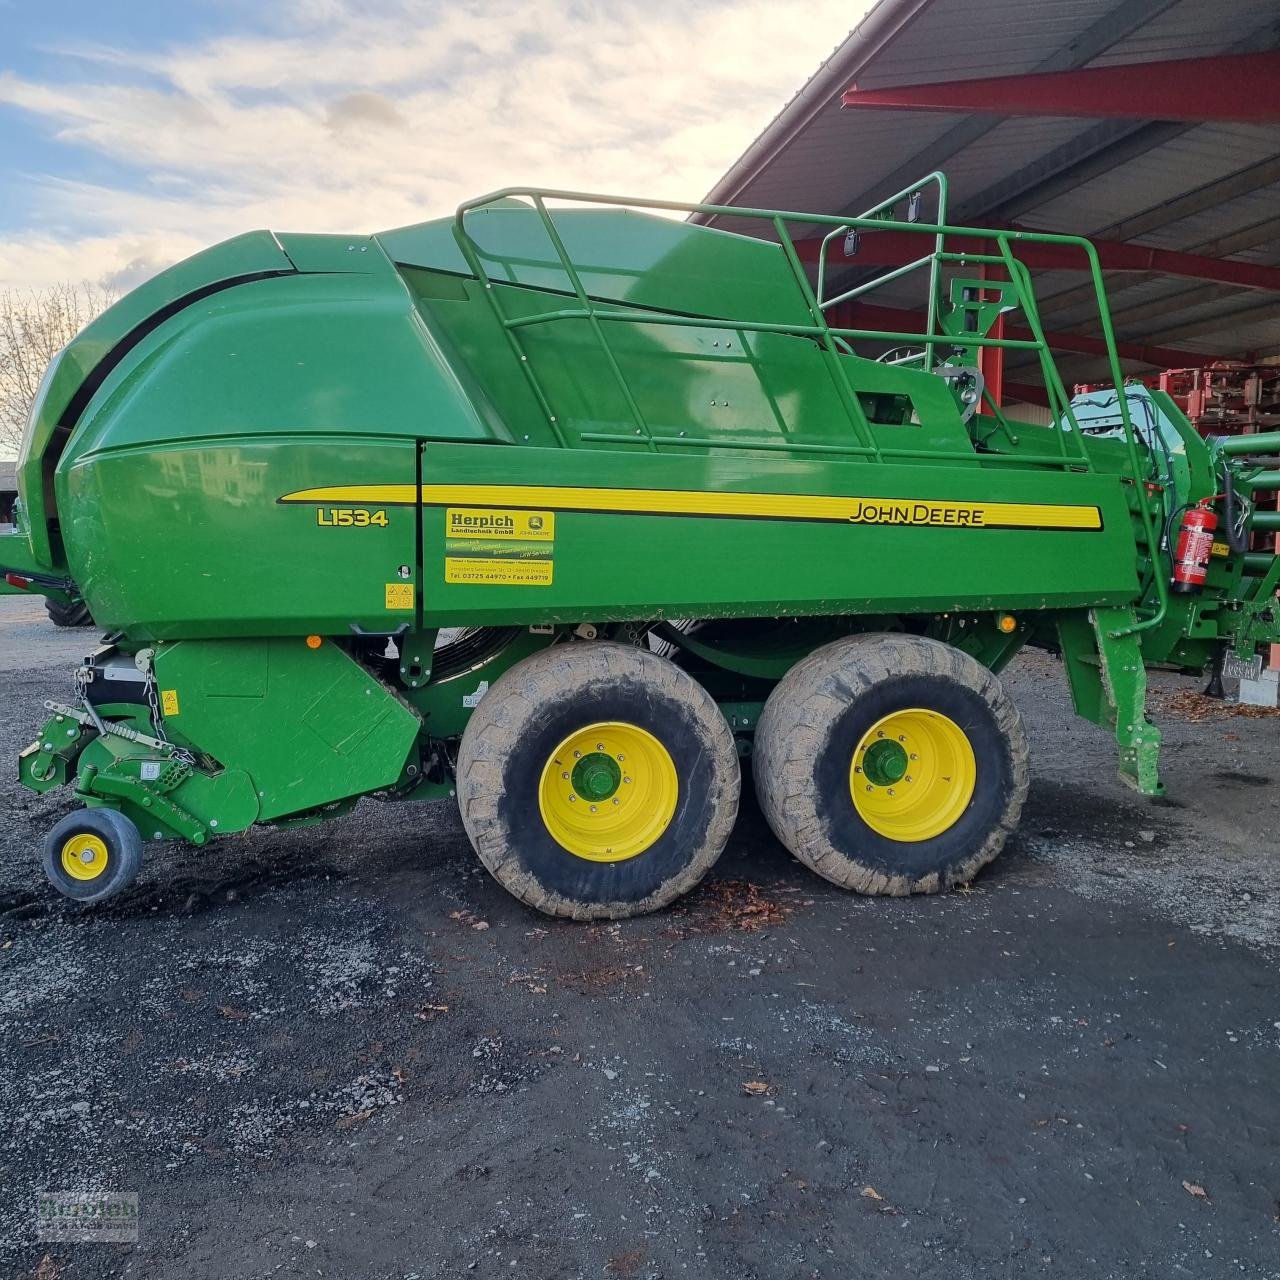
[{"xmin": 1221, "ymin": 469, "xmax": 1251, "ymax": 555}]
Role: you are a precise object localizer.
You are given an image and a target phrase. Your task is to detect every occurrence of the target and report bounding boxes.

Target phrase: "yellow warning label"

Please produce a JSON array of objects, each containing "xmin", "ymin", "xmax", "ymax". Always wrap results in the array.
[
  {"xmin": 445, "ymin": 508, "xmax": 554, "ymax": 540},
  {"xmin": 160, "ymin": 689, "xmax": 180, "ymax": 717},
  {"xmin": 385, "ymin": 582, "xmax": 415, "ymax": 610},
  {"xmin": 1211, "ymin": 540, "xmax": 1231, "ymax": 558},
  {"xmin": 445, "ymin": 557, "xmax": 554, "ymax": 586}
]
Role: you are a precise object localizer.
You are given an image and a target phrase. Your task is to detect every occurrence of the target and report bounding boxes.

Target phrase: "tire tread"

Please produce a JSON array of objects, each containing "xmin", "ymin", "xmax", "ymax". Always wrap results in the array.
[
  {"xmin": 754, "ymin": 633, "xmax": 1029, "ymax": 896},
  {"xmin": 456, "ymin": 641, "xmax": 739, "ymax": 920}
]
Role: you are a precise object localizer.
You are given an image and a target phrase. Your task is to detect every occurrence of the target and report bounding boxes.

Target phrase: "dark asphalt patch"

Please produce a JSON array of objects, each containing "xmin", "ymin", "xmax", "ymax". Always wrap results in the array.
[{"xmin": 2, "ymin": 599, "xmax": 1279, "ymax": 1279}]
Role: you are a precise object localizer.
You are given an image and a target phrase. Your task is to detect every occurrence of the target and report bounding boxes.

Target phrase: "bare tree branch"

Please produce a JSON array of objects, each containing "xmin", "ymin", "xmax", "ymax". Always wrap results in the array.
[{"xmin": 0, "ymin": 283, "xmax": 118, "ymax": 455}]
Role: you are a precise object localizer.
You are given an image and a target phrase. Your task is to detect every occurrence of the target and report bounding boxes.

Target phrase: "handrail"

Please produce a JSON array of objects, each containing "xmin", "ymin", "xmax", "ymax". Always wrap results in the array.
[
  {"xmin": 531, "ymin": 195, "xmax": 658, "ymax": 453},
  {"xmin": 454, "ymin": 183, "xmax": 1141, "ymax": 272},
  {"xmin": 450, "ymin": 182, "xmax": 1164, "ymax": 630},
  {"xmin": 1079, "ymin": 236, "xmax": 1170, "ymax": 638},
  {"xmin": 815, "ymin": 172, "xmax": 949, "ymax": 372},
  {"xmin": 768, "ymin": 214, "xmax": 881, "ymax": 458},
  {"xmin": 503, "ymin": 303, "xmax": 1045, "ymax": 351}
]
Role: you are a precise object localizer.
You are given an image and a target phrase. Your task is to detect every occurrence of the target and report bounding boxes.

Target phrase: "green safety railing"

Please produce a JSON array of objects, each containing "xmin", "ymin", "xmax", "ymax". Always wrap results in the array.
[
  {"xmin": 815, "ymin": 172, "xmax": 949, "ymax": 373},
  {"xmin": 451, "ymin": 179, "xmax": 1168, "ymax": 636}
]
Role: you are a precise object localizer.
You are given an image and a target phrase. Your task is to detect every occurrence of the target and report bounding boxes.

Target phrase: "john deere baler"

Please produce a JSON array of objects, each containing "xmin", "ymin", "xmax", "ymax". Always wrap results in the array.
[{"xmin": 6, "ymin": 175, "xmax": 1278, "ymax": 917}]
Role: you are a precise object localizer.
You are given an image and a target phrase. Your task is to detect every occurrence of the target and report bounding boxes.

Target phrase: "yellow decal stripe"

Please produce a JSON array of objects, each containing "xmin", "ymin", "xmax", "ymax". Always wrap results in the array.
[
  {"xmin": 284, "ymin": 485, "xmax": 419, "ymax": 506},
  {"xmin": 279, "ymin": 485, "xmax": 1101, "ymax": 531}
]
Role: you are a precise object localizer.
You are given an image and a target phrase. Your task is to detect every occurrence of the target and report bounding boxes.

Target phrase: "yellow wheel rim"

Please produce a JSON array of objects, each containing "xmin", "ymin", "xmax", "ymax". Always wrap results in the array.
[
  {"xmin": 60, "ymin": 833, "xmax": 110, "ymax": 881},
  {"xmin": 850, "ymin": 708, "xmax": 976, "ymax": 842},
  {"xmin": 538, "ymin": 721, "xmax": 678, "ymax": 862}
]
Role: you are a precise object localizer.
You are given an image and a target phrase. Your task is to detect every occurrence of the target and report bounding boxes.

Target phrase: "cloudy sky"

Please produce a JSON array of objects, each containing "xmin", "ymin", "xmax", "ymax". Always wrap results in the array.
[{"xmin": 0, "ymin": 0, "xmax": 866, "ymax": 292}]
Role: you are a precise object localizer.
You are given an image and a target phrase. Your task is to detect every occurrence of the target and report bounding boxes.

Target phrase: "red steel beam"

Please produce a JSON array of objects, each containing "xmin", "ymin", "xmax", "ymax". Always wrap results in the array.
[
  {"xmin": 794, "ymin": 230, "xmax": 1280, "ymax": 292},
  {"xmin": 828, "ymin": 300, "xmax": 1222, "ymax": 370},
  {"xmin": 1003, "ymin": 381, "xmax": 1051, "ymax": 409},
  {"xmin": 841, "ymin": 52, "xmax": 1280, "ymax": 125}
]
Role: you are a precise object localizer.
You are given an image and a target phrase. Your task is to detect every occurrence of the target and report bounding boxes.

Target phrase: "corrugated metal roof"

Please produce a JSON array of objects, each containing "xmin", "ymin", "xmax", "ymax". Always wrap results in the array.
[
  {"xmin": 1022, "ymin": 124, "xmax": 1280, "ymax": 232},
  {"xmin": 699, "ymin": 0, "xmax": 1280, "ymax": 375},
  {"xmin": 1119, "ymin": 183, "xmax": 1280, "ymax": 252}
]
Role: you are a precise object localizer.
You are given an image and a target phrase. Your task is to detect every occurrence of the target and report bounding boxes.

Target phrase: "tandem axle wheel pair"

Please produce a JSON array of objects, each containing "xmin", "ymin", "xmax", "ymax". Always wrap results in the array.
[
  {"xmin": 456, "ymin": 634, "xmax": 1028, "ymax": 918},
  {"xmin": 39, "ymin": 634, "xmax": 1028, "ymax": 919}
]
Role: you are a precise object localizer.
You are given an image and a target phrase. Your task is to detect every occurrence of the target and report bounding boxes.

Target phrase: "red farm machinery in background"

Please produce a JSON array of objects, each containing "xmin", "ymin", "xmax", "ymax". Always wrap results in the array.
[{"xmin": 1152, "ymin": 363, "xmax": 1279, "ymax": 688}]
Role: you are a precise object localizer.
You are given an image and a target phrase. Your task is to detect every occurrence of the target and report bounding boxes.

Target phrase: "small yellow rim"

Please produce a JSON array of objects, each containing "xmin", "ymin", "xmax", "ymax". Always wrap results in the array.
[
  {"xmin": 60, "ymin": 833, "xmax": 110, "ymax": 881},
  {"xmin": 538, "ymin": 721, "xmax": 678, "ymax": 862},
  {"xmin": 850, "ymin": 708, "xmax": 977, "ymax": 842}
]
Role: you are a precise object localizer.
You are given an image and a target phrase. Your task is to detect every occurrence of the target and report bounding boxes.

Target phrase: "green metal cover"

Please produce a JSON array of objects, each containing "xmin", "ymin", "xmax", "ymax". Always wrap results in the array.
[
  {"xmin": 16, "ymin": 232, "xmax": 295, "ymax": 570},
  {"xmin": 152, "ymin": 637, "xmax": 419, "ymax": 819},
  {"xmin": 377, "ymin": 206, "xmax": 815, "ymax": 328}
]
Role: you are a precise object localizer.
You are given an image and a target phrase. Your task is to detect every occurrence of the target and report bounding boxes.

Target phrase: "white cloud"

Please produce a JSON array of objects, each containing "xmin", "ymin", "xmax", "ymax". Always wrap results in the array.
[{"xmin": 0, "ymin": 0, "xmax": 864, "ymax": 289}]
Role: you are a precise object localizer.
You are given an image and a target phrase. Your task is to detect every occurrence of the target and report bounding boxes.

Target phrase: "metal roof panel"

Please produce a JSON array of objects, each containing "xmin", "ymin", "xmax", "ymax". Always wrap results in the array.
[{"xmin": 700, "ymin": 0, "xmax": 1280, "ymax": 367}]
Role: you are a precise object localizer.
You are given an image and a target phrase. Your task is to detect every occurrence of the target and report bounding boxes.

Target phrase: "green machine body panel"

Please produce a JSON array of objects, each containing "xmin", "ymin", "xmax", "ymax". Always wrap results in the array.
[
  {"xmin": 61, "ymin": 436, "xmax": 419, "ymax": 638},
  {"xmin": 152, "ymin": 637, "xmax": 420, "ymax": 821},
  {"xmin": 49, "ymin": 264, "xmax": 507, "ymax": 638},
  {"xmin": 14, "ymin": 232, "xmax": 296, "ymax": 572},
  {"xmin": 377, "ymin": 206, "xmax": 817, "ymax": 328},
  {"xmin": 292, "ymin": 440, "xmax": 1139, "ymax": 628}
]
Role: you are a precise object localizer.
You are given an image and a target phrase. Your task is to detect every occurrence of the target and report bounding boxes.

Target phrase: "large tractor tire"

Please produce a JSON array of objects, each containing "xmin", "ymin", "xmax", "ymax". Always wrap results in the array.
[
  {"xmin": 45, "ymin": 598, "xmax": 93, "ymax": 627},
  {"xmin": 754, "ymin": 634, "xmax": 1028, "ymax": 895},
  {"xmin": 456, "ymin": 641, "xmax": 740, "ymax": 919}
]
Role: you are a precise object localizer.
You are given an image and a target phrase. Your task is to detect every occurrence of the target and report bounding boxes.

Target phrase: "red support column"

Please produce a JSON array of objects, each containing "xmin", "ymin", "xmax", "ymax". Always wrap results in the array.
[{"xmin": 977, "ymin": 256, "xmax": 1005, "ymax": 411}]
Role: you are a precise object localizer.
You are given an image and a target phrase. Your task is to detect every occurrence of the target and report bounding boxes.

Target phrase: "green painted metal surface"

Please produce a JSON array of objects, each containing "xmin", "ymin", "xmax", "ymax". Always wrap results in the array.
[
  {"xmin": 0, "ymin": 503, "xmax": 78, "ymax": 603},
  {"xmin": 77, "ymin": 734, "xmax": 260, "ymax": 845},
  {"xmin": 380, "ymin": 206, "xmax": 816, "ymax": 329},
  {"xmin": 16, "ymin": 232, "xmax": 295, "ymax": 571},
  {"xmin": 1092, "ymin": 607, "xmax": 1164, "ymax": 796},
  {"xmin": 402, "ymin": 440, "xmax": 1141, "ymax": 627},
  {"xmin": 0, "ymin": 530, "xmax": 46, "ymax": 581},
  {"xmin": 61, "ymin": 435, "xmax": 420, "ymax": 638},
  {"xmin": 152, "ymin": 637, "xmax": 420, "ymax": 821}
]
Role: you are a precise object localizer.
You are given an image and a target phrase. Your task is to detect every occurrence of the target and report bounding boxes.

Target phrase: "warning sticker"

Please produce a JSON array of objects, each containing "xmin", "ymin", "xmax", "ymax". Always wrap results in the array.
[
  {"xmin": 445, "ymin": 508, "xmax": 554, "ymax": 541},
  {"xmin": 385, "ymin": 582, "xmax": 415, "ymax": 610},
  {"xmin": 160, "ymin": 689, "xmax": 180, "ymax": 717},
  {"xmin": 445, "ymin": 557, "xmax": 554, "ymax": 586}
]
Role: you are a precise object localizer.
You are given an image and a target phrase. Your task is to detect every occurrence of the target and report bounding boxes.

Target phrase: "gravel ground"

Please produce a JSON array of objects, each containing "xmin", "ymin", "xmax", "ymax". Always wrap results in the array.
[{"xmin": 2, "ymin": 592, "xmax": 1279, "ymax": 1280}]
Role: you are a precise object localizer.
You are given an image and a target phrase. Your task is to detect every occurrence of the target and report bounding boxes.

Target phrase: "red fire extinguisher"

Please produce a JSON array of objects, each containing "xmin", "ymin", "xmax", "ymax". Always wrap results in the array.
[{"xmin": 1171, "ymin": 499, "xmax": 1218, "ymax": 595}]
